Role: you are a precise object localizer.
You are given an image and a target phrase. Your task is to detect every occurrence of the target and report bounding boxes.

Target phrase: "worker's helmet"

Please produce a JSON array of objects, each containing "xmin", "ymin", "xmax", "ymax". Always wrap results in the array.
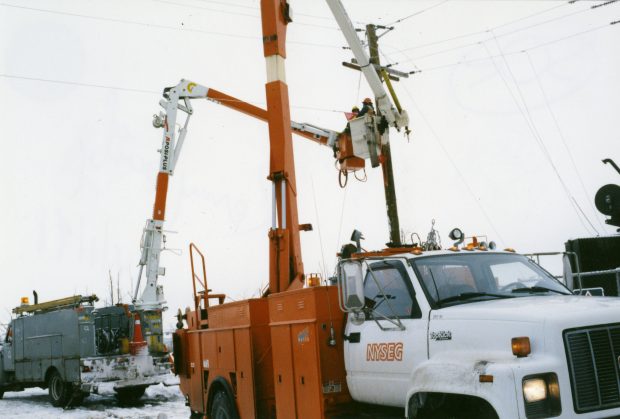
[
  {"xmin": 351, "ymin": 106, "xmax": 360, "ymax": 112},
  {"xmin": 363, "ymin": 97, "xmax": 373, "ymax": 104}
]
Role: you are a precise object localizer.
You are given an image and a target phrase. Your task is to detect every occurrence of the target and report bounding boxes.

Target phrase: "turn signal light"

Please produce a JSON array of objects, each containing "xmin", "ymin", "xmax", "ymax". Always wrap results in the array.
[
  {"xmin": 20, "ymin": 297, "xmax": 29, "ymax": 305},
  {"xmin": 512, "ymin": 337, "xmax": 531, "ymax": 358},
  {"xmin": 479, "ymin": 374, "xmax": 494, "ymax": 383}
]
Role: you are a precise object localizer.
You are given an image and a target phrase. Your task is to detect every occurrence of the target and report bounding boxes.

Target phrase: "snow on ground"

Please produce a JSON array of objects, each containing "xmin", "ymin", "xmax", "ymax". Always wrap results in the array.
[{"xmin": 0, "ymin": 380, "xmax": 189, "ymax": 419}]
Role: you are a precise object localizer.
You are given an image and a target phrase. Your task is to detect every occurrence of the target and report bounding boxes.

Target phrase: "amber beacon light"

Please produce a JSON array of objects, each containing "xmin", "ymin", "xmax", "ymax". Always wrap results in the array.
[{"xmin": 512, "ymin": 337, "xmax": 531, "ymax": 358}]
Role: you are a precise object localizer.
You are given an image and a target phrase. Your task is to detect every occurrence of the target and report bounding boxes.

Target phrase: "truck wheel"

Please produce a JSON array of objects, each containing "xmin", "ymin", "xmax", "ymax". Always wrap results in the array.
[
  {"xmin": 210, "ymin": 390, "xmax": 238, "ymax": 419},
  {"xmin": 408, "ymin": 394, "xmax": 427, "ymax": 419},
  {"xmin": 115, "ymin": 385, "xmax": 147, "ymax": 405},
  {"xmin": 48, "ymin": 371, "xmax": 71, "ymax": 407}
]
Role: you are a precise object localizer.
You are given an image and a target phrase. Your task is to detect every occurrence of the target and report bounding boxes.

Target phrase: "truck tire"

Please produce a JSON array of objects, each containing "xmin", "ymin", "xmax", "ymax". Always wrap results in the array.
[
  {"xmin": 115, "ymin": 385, "xmax": 147, "ymax": 405},
  {"xmin": 210, "ymin": 390, "xmax": 238, "ymax": 419},
  {"xmin": 48, "ymin": 371, "xmax": 71, "ymax": 407}
]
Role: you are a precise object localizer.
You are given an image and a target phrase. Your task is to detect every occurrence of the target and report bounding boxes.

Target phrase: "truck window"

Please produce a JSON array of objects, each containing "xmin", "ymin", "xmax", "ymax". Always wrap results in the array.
[
  {"xmin": 364, "ymin": 261, "xmax": 421, "ymax": 319},
  {"xmin": 490, "ymin": 261, "xmax": 547, "ymax": 288},
  {"xmin": 416, "ymin": 263, "xmax": 477, "ymax": 301},
  {"xmin": 412, "ymin": 253, "xmax": 571, "ymax": 307}
]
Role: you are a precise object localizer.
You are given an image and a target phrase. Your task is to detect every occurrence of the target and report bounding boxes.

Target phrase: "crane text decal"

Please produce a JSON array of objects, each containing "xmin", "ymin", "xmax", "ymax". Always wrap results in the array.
[
  {"xmin": 162, "ymin": 136, "xmax": 171, "ymax": 170},
  {"xmin": 366, "ymin": 342, "xmax": 403, "ymax": 362}
]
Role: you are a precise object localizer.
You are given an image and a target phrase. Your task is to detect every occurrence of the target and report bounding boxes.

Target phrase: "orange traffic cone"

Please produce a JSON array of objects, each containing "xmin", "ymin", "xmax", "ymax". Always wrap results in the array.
[{"xmin": 129, "ymin": 312, "xmax": 148, "ymax": 355}]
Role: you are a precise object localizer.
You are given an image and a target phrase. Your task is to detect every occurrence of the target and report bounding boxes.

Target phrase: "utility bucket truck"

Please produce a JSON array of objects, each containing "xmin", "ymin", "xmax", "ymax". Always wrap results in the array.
[
  {"xmin": 169, "ymin": 1, "xmax": 620, "ymax": 419},
  {"xmin": 177, "ymin": 227, "xmax": 620, "ymax": 419},
  {"xmin": 176, "ymin": 223, "xmax": 620, "ymax": 419}
]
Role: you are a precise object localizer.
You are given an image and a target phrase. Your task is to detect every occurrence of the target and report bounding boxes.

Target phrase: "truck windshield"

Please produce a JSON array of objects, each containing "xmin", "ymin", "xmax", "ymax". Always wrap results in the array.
[{"xmin": 411, "ymin": 253, "xmax": 571, "ymax": 307}]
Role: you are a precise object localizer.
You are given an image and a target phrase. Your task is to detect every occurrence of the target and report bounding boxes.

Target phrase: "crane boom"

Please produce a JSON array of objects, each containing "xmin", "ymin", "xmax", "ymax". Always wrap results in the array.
[
  {"xmin": 325, "ymin": 0, "xmax": 409, "ymax": 130},
  {"xmin": 133, "ymin": 80, "xmax": 340, "ymax": 309}
]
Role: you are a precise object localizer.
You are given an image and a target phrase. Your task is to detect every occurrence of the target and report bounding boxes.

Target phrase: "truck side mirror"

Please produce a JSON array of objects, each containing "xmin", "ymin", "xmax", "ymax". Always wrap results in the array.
[
  {"xmin": 338, "ymin": 260, "xmax": 365, "ymax": 312},
  {"xmin": 562, "ymin": 254, "xmax": 574, "ymax": 290}
]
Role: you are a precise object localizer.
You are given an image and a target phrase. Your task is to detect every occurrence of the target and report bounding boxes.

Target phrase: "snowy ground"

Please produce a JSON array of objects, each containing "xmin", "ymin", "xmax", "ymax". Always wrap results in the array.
[{"xmin": 0, "ymin": 379, "xmax": 189, "ymax": 419}]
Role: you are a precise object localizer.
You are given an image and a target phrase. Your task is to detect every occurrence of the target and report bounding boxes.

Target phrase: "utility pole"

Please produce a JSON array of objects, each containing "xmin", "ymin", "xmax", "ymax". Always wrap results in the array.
[{"xmin": 366, "ymin": 24, "xmax": 402, "ymax": 247}]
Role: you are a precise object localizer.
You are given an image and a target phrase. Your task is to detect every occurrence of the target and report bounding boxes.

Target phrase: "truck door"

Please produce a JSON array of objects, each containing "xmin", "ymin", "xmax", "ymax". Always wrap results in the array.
[{"xmin": 344, "ymin": 259, "xmax": 429, "ymax": 407}]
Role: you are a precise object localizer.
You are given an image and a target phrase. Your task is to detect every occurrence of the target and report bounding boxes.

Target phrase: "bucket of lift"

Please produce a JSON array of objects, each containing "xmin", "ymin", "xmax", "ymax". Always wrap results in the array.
[
  {"xmin": 336, "ymin": 133, "xmax": 365, "ymax": 171},
  {"xmin": 348, "ymin": 115, "xmax": 385, "ymax": 168}
]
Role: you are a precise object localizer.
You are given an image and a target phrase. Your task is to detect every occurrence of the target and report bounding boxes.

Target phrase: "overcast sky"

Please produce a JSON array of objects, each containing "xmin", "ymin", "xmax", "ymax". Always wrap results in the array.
[{"xmin": 1, "ymin": 0, "xmax": 619, "ymax": 329}]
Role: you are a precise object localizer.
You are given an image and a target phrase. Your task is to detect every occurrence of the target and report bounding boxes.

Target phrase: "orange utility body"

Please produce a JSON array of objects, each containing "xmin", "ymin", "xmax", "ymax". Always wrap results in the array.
[
  {"xmin": 176, "ymin": 246, "xmax": 352, "ymax": 417},
  {"xmin": 173, "ymin": 1, "xmax": 353, "ymax": 418}
]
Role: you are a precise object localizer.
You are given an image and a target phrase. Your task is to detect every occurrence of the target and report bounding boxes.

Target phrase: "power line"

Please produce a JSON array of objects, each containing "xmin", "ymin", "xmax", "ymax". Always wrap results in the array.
[
  {"xmin": 412, "ymin": 21, "xmax": 616, "ymax": 74},
  {"xmin": 523, "ymin": 19, "xmax": 617, "ymax": 51},
  {"xmin": 525, "ymin": 51, "xmax": 607, "ymax": 233},
  {"xmin": 592, "ymin": 0, "xmax": 619, "ymax": 10},
  {"xmin": 0, "ymin": 73, "xmax": 160, "ymax": 95},
  {"xmin": 482, "ymin": 37, "xmax": 598, "ymax": 235},
  {"xmin": 191, "ymin": 0, "xmax": 355, "ymax": 24},
  {"xmin": 0, "ymin": 3, "xmax": 341, "ymax": 49},
  {"xmin": 153, "ymin": 0, "xmax": 258, "ymax": 19},
  {"xmin": 385, "ymin": 0, "xmax": 450, "ymax": 27},
  {"xmin": 400, "ymin": 2, "xmax": 602, "ymax": 64},
  {"xmin": 152, "ymin": 0, "xmax": 340, "ymax": 31},
  {"xmin": 189, "ymin": 0, "xmax": 256, "ymax": 11},
  {"xmin": 399, "ymin": 83, "xmax": 507, "ymax": 245},
  {"xmin": 0, "ymin": 3, "xmax": 256, "ymax": 38},
  {"xmin": 395, "ymin": 2, "xmax": 570, "ymax": 55},
  {"xmin": 0, "ymin": 73, "xmax": 345, "ymax": 113}
]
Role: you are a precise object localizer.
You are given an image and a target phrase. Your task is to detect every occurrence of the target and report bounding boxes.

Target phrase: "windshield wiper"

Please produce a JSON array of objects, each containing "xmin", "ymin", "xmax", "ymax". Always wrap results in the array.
[
  {"xmin": 511, "ymin": 286, "xmax": 568, "ymax": 295},
  {"xmin": 437, "ymin": 292, "xmax": 514, "ymax": 306}
]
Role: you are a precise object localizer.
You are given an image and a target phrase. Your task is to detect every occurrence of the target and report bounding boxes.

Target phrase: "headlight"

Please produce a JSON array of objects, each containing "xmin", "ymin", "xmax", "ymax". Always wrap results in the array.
[
  {"xmin": 522, "ymin": 373, "xmax": 561, "ymax": 418},
  {"xmin": 523, "ymin": 378, "xmax": 547, "ymax": 403}
]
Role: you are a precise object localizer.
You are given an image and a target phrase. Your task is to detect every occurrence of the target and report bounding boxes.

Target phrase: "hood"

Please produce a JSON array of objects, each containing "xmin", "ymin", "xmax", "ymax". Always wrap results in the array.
[
  {"xmin": 428, "ymin": 296, "xmax": 620, "ymax": 358},
  {"xmin": 435, "ymin": 295, "xmax": 620, "ymax": 325}
]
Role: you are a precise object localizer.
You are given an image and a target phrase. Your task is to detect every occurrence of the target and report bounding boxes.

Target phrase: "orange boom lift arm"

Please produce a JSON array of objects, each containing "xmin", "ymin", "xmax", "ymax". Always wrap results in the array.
[{"xmin": 139, "ymin": 80, "xmax": 342, "ymax": 307}]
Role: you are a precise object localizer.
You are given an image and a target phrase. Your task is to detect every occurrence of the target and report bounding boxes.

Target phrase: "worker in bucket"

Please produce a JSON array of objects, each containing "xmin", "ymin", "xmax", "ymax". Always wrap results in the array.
[
  {"xmin": 357, "ymin": 97, "xmax": 374, "ymax": 118},
  {"xmin": 349, "ymin": 105, "xmax": 360, "ymax": 119},
  {"xmin": 336, "ymin": 106, "xmax": 360, "ymax": 157},
  {"xmin": 344, "ymin": 105, "xmax": 359, "ymax": 132}
]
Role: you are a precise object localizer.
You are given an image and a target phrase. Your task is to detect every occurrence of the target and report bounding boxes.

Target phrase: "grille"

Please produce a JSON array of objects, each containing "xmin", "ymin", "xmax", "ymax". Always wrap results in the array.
[{"xmin": 564, "ymin": 324, "xmax": 620, "ymax": 413}]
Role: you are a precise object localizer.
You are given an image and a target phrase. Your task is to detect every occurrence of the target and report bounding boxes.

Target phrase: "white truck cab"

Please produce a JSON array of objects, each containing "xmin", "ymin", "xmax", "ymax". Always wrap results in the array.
[{"xmin": 338, "ymin": 247, "xmax": 620, "ymax": 419}]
